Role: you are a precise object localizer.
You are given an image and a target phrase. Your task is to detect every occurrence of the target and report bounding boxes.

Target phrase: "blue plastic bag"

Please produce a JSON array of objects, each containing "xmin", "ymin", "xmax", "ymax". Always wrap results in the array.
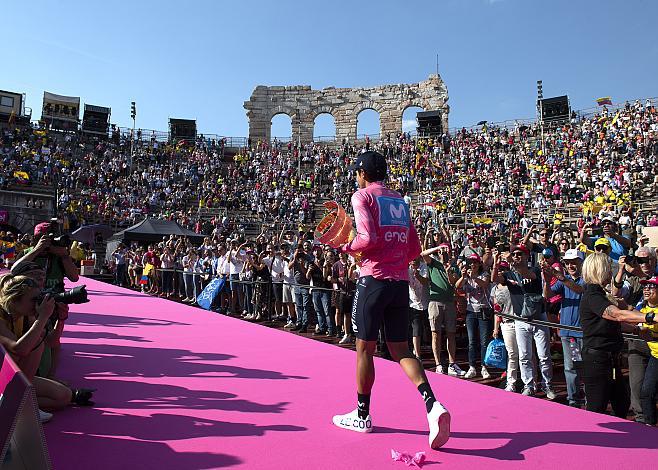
[{"xmin": 484, "ymin": 338, "xmax": 508, "ymax": 370}]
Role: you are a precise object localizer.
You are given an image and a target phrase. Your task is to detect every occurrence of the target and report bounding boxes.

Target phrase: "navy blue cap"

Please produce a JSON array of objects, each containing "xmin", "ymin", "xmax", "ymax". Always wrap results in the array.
[{"xmin": 346, "ymin": 151, "xmax": 387, "ymax": 179}]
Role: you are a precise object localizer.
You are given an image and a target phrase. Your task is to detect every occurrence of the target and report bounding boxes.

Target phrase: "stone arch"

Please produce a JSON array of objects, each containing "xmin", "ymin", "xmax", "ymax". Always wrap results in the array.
[
  {"xmin": 401, "ymin": 101, "xmax": 427, "ymax": 113},
  {"xmin": 353, "ymin": 100, "xmax": 386, "ymax": 116},
  {"xmin": 401, "ymin": 103, "xmax": 426, "ymax": 134},
  {"xmin": 244, "ymin": 75, "xmax": 449, "ymax": 144},
  {"xmin": 270, "ymin": 111, "xmax": 293, "ymax": 141},
  {"xmin": 313, "ymin": 112, "xmax": 336, "ymax": 141},
  {"xmin": 312, "ymin": 105, "xmax": 336, "ymax": 120},
  {"xmin": 356, "ymin": 108, "xmax": 381, "ymax": 139}
]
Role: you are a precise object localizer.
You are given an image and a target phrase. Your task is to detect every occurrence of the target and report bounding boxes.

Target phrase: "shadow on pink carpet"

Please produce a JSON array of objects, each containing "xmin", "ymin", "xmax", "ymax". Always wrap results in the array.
[{"xmin": 45, "ymin": 278, "xmax": 658, "ymax": 469}]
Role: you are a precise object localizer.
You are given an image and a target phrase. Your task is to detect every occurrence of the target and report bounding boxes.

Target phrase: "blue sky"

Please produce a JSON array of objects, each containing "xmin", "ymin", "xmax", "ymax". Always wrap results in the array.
[{"xmin": 3, "ymin": 0, "xmax": 657, "ymax": 139}]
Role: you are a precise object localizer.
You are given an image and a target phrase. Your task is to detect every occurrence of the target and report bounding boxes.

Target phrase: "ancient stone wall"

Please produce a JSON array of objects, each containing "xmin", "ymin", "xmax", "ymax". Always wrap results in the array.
[{"xmin": 243, "ymin": 74, "xmax": 449, "ymax": 143}]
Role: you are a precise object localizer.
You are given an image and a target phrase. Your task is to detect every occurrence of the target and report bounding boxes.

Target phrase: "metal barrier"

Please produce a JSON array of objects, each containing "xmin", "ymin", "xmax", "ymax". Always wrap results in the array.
[
  {"xmin": 496, "ymin": 311, "xmax": 640, "ymax": 341},
  {"xmin": 125, "ymin": 267, "xmax": 339, "ymax": 324}
]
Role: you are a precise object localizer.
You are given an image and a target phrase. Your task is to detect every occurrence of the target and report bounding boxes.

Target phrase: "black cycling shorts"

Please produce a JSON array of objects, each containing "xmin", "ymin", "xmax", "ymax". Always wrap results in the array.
[{"xmin": 351, "ymin": 275, "xmax": 409, "ymax": 342}]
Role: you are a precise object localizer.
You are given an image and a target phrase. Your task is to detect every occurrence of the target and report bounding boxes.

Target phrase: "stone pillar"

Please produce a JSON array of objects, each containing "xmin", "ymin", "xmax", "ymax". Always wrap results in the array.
[
  {"xmin": 441, "ymin": 104, "xmax": 450, "ymax": 134},
  {"xmin": 380, "ymin": 107, "xmax": 403, "ymax": 139},
  {"xmin": 336, "ymin": 116, "xmax": 357, "ymax": 143},
  {"xmin": 248, "ymin": 113, "xmax": 270, "ymax": 144}
]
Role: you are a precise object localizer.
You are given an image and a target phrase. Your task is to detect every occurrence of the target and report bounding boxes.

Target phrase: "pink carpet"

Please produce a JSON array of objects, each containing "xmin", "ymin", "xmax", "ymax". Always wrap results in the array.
[{"xmin": 45, "ymin": 277, "xmax": 658, "ymax": 469}]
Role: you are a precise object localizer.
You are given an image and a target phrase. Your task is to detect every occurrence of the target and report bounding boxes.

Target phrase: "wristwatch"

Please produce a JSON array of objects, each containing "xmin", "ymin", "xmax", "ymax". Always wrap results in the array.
[{"xmin": 645, "ymin": 311, "xmax": 655, "ymax": 325}]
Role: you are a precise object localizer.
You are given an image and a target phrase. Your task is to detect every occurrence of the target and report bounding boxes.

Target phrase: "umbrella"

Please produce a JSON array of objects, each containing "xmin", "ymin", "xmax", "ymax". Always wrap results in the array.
[{"xmin": 70, "ymin": 224, "xmax": 114, "ymax": 247}]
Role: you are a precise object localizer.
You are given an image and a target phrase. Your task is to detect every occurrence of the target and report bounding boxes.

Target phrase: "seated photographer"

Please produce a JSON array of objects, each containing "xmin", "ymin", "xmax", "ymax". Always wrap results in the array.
[
  {"xmin": 12, "ymin": 222, "xmax": 80, "ymax": 379},
  {"xmin": 0, "ymin": 273, "xmax": 72, "ymax": 418}
]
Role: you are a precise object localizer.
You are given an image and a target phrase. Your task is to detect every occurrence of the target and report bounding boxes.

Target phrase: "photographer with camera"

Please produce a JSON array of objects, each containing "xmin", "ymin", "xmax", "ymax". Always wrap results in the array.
[
  {"xmin": 0, "ymin": 273, "xmax": 73, "ymax": 422},
  {"xmin": 12, "ymin": 221, "xmax": 80, "ymax": 379}
]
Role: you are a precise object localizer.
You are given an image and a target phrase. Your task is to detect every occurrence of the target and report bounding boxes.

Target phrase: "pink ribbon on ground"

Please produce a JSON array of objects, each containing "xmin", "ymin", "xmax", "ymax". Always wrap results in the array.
[{"xmin": 391, "ymin": 449, "xmax": 426, "ymax": 468}]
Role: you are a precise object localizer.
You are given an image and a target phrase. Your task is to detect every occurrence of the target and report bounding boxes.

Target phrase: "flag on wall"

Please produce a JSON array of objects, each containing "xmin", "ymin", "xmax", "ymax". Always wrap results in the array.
[
  {"xmin": 13, "ymin": 171, "xmax": 30, "ymax": 183},
  {"xmin": 596, "ymin": 97, "xmax": 612, "ymax": 106}
]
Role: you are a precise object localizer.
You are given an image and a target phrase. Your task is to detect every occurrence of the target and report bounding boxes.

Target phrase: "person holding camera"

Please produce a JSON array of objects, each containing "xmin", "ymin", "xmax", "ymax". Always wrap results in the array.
[
  {"xmin": 289, "ymin": 239, "xmax": 313, "ymax": 333},
  {"xmin": 492, "ymin": 244, "xmax": 556, "ymax": 399},
  {"xmin": 12, "ymin": 222, "xmax": 79, "ymax": 379},
  {"xmin": 0, "ymin": 274, "xmax": 73, "ymax": 422}
]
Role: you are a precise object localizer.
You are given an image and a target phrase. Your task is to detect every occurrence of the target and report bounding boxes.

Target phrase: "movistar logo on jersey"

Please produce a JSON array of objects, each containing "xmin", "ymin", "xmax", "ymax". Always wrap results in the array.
[{"xmin": 376, "ymin": 196, "xmax": 410, "ymax": 227}]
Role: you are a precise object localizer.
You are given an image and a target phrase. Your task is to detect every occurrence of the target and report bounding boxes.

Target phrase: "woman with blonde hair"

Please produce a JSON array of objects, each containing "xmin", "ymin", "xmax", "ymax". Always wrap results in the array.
[
  {"xmin": 0, "ymin": 274, "xmax": 72, "ymax": 420},
  {"xmin": 579, "ymin": 253, "xmax": 654, "ymax": 417}
]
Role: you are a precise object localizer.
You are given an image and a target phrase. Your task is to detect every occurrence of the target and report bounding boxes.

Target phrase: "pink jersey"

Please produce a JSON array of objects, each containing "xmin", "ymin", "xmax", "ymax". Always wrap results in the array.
[{"xmin": 341, "ymin": 182, "xmax": 421, "ymax": 281}]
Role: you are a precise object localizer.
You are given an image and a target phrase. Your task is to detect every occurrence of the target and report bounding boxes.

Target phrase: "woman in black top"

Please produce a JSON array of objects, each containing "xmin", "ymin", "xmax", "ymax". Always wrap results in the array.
[{"xmin": 580, "ymin": 253, "xmax": 654, "ymax": 417}]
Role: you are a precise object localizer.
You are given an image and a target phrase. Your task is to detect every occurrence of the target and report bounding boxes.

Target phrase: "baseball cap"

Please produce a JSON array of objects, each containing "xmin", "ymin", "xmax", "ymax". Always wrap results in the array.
[
  {"xmin": 34, "ymin": 222, "xmax": 51, "ymax": 236},
  {"xmin": 346, "ymin": 151, "xmax": 387, "ymax": 180},
  {"xmin": 467, "ymin": 253, "xmax": 482, "ymax": 262},
  {"xmin": 640, "ymin": 276, "xmax": 658, "ymax": 286},
  {"xmin": 601, "ymin": 217, "xmax": 616, "ymax": 225},
  {"xmin": 510, "ymin": 244, "xmax": 530, "ymax": 256},
  {"xmin": 563, "ymin": 249, "xmax": 585, "ymax": 261},
  {"xmin": 542, "ymin": 247, "xmax": 556, "ymax": 258},
  {"xmin": 594, "ymin": 237, "xmax": 611, "ymax": 247}
]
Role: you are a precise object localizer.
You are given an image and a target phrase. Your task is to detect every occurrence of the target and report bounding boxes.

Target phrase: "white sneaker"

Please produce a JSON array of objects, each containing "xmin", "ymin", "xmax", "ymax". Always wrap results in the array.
[
  {"xmin": 435, "ymin": 365, "xmax": 446, "ymax": 374},
  {"xmin": 39, "ymin": 409, "xmax": 53, "ymax": 423},
  {"xmin": 314, "ymin": 325, "xmax": 321, "ymax": 334},
  {"xmin": 332, "ymin": 409, "xmax": 373, "ymax": 433},
  {"xmin": 504, "ymin": 383, "xmax": 516, "ymax": 392},
  {"xmin": 481, "ymin": 366, "xmax": 491, "ymax": 379},
  {"xmin": 464, "ymin": 366, "xmax": 477, "ymax": 379},
  {"xmin": 447, "ymin": 363, "xmax": 466, "ymax": 377},
  {"xmin": 338, "ymin": 334, "xmax": 350, "ymax": 344},
  {"xmin": 544, "ymin": 387, "xmax": 557, "ymax": 400},
  {"xmin": 427, "ymin": 401, "xmax": 451, "ymax": 449},
  {"xmin": 284, "ymin": 321, "xmax": 295, "ymax": 329}
]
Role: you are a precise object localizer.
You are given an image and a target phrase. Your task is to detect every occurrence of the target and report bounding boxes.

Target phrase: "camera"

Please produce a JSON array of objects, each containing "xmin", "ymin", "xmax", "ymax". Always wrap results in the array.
[
  {"xmin": 47, "ymin": 232, "xmax": 71, "ymax": 248},
  {"xmin": 39, "ymin": 285, "xmax": 90, "ymax": 305}
]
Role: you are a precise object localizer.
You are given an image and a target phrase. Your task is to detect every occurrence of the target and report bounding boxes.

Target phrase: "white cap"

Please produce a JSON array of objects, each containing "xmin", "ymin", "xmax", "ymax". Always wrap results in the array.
[{"xmin": 563, "ymin": 249, "xmax": 584, "ymax": 261}]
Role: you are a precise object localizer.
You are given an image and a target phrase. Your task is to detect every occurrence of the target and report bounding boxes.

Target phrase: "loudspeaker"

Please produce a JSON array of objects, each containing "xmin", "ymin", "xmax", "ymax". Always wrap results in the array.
[
  {"xmin": 169, "ymin": 118, "xmax": 196, "ymax": 141},
  {"xmin": 416, "ymin": 110, "xmax": 443, "ymax": 137},
  {"xmin": 540, "ymin": 96, "xmax": 570, "ymax": 123}
]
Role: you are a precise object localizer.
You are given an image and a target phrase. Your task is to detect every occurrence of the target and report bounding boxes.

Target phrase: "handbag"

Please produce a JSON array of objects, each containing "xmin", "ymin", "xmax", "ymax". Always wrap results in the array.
[
  {"xmin": 484, "ymin": 338, "xmax": 508, "ymax": 369},
  {"xmin": 513, "ymin": 271, "xmax": 544, "ymax": 319}
]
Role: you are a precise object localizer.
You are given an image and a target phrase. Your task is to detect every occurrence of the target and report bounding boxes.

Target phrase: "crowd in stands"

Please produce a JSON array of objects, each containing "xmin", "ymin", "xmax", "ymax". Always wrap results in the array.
[{"xmin": 2, "ymin": 98, "xmax": 658, "ymax": 425}]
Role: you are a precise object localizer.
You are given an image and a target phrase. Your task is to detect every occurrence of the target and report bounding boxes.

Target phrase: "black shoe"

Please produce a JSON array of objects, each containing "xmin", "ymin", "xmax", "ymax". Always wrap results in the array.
[
  {"xmin": 327, "ymin": 330, "xmax": 336, "ymax": 337},
  {"xmin": 313, "ymin": 329, "xmax": 328, "ymax": 336},
  {"xmin": 291, "ymin": 324, "xmax": 303, "ymax": 331}
]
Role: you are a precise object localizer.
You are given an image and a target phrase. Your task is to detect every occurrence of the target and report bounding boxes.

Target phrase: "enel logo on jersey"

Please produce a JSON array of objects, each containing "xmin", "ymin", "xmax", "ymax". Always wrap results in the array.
[{"xmin": 376, "ymin": 196, "xmax": 410, "ymax": 227}]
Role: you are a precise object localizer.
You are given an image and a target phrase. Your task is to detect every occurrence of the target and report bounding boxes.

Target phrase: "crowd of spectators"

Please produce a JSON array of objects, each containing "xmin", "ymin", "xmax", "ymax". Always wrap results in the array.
[{"xmin": 2, "ymin": 98, "xmax": 658, "ymax": 425}]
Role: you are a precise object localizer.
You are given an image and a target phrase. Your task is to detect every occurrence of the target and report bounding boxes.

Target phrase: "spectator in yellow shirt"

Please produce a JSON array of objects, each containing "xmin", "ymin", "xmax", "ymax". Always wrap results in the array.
[{"xmin": 638, "ymin": 276, "xmax": 658, "ymax": 425}]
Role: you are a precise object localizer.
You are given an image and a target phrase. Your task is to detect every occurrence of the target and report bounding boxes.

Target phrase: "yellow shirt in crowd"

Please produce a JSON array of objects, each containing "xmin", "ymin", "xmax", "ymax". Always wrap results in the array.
[{"xmin": 640, "ymin": 305, "xmax": 658, "ymax": 359}]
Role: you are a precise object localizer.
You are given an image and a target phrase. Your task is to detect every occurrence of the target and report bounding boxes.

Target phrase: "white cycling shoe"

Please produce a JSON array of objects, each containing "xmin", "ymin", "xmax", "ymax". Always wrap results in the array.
[
  {"xmin": 427, "ymin": 401, "xmax": 451, "ymax": 449},
  {"xmin": 332, "ymin": 408, "xmax": 373, "ymax": 433}
]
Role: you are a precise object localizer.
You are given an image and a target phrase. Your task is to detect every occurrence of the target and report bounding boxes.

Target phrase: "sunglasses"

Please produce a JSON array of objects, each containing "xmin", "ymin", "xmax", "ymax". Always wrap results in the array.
[
  {"xmin": 636, "ymin": 257, "xmax": 650, "ymax": 264},
  {"xmin": 595, "ymin": 246, "xmax": 610, "ymax": 252}
]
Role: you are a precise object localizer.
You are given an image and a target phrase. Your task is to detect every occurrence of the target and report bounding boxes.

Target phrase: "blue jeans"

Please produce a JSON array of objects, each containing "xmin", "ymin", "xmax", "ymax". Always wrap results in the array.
[
  {"xmin": 312, "ymin": 290, "xmax": 335, "ymax": 333},
  {"xmin": 465, "ymin": 311, "xmax": 492, "ymax": 367},
  {"xmin": 184, "ymin": 273, "xmax": 196, "ymax": 299},
  {"xmin": 561, "ymin": 337, "xmax": 585, "ymax": 405},
  {"xmin": 640, "ymin": 355, "xmax": 658, "ymax": 425},
  {"xmin": 294, "ymin": 287, "xmax": 311, "ymax": 327}
]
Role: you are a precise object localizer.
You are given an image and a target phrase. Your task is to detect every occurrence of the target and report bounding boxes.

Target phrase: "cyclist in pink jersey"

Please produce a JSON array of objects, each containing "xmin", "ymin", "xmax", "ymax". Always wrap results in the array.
[{"xmin": 331, "ymin": 151, "xmax": 451, "ymax": 449}]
